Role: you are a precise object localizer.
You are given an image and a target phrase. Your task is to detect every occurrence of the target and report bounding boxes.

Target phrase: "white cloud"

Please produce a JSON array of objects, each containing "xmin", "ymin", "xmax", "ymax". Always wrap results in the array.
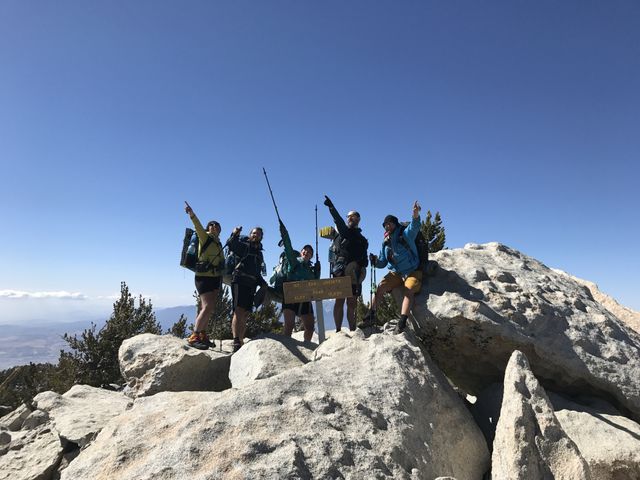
[{"xmin": 0, "ymin": 290, "xmax": 87, "ymax": 300}]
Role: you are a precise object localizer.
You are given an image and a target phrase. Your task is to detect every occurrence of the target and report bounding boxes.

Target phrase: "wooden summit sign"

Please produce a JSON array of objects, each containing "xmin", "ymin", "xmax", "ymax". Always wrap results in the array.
[{"xmin": 283, "ymin": 277, "xmax": 353, "ymax": 304}]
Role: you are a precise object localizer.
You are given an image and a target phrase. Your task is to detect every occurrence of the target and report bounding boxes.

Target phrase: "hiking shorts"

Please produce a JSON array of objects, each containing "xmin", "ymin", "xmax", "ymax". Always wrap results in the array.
[
  {"xmin": 231, "ymin": 283, "xmax": 256, "ymax": 312},
  {"xmin": 195, "ymin": 275, "xmax": 222, "ymax": 295},
  {"xmin": 379, "ymin": 270, "xmax": 422, "ymax": 294},
  {"xmin": 283, "ymin": 301, "xmax": 314, "ymax": 317},
  {"xmin": 335, "ymin": 261, "xmax": 365, "ymax": 296}
]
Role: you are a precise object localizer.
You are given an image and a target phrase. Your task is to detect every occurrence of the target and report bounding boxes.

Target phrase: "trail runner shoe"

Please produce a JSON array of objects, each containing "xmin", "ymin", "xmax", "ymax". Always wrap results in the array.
[
  {"xmin": 199, "ymin": 332, "xmax": 215, "ymax": 349},
  {"xmin": 187, "ymin": 332, "xmax": 208, "ymax": 350}
]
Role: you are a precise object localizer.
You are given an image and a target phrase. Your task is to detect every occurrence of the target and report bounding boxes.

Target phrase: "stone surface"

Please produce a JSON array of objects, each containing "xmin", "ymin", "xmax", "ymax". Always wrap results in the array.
[
  {"xmin": 0, "ymin": 403, "xmax": 31, "ymax": 431},
  {"xmin": 118, "ymin": 333, "xmax": 232, "ymax": 397},
  {"xmin": 491, "ymin": 350, "xmax": 591, "ymax": 479},
  {"xmin": 22, "ymin": 409, "xmax": 50, "ymax": 430},
  {"xmin": 418, "ymin": 243, "xmax": 640, "ymax": 420},
  {"xmin": 62, "ymin": 332, "xmax": 489, "ymax": 480},
  {"xmin": 34, "ymin": 384, "xmax": 132, "ymax": 448},
  {"xmin": 550, "ymin": 392, "xmax": 640, "ymax": 480},
  {"xmin": 554, "ymin": 269, "xmax": 640, "ymax": 335},
  {"xmin": 0, "ymin": 424, "xmax": 63, "ymax": 480},
  {"xmin": 229, "ymin": 333, "xmax": 316, "ymax": 389}
]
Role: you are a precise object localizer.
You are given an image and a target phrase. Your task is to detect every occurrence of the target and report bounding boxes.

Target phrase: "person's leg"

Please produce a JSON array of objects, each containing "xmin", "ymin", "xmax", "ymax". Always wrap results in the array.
[
  {"xmin": 346, "ymin": 296, "xmax": 357, "ymax": 331},
  {"xmin": 283, "ymin": 307, "xmax": 295, "ymax": 336},
  {"xmin": 396, "ymin": 271, "xmax": 422, "ymax": 334},
  {"xmin": 333, "ymin": 297, "xmax": 345, "ymax": 331},
  {"xmin": 232, "ymin": 306, "xmax": 248, "ymax": 344},
  {"xmin": 195, "ymin": 289, "xmax": 217, "ymax": 332},
  {"xmin": 359, "ymin": 273, "xmax": 401, "ymax": 328},
  {"xmin": 301, "ymin": 313, "xmax": 315, "ymax": 342}
]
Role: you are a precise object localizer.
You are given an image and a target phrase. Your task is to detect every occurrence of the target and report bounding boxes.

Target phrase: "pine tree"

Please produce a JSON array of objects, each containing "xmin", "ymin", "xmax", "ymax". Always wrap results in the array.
[
  {"xmin": 421, "ymin": 210, "xmax": 446, "ymax": 253},
  {"xmin": 208, "ymin": 286, "xmax": 234, "ymax": 340},
  {"xmin": 169, "ymin": 314, "xmax": 188, "ymax": 338},
  {"xmin": 246, "ymin": 300, "xmax": 282, "ymax": 337},
  {"xmin": 61, "ymin": 282, "xmax": 162, "ymax": 387}
]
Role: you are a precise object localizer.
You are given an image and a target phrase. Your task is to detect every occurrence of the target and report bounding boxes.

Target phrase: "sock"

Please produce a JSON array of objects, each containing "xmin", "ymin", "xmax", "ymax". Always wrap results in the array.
[{"xmin": 400, "ymin": 314, "xmax": 408, "ymax": 323}]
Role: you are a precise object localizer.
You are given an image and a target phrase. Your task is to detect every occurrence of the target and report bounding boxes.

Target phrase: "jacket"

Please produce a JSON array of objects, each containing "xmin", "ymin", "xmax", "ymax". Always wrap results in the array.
[
  {"xmin": 228, "ymin": 234, "xmax": 266, "ymax": 286},
  {"xmin": 282, "ymin": 229, "xmax": 320, "ymax": 282},
  {"xmin": 374, "ymin": 216, "xmax": 420, "ymax": 276},
  {"xmin": 190, "ymin": 214, "xmax": 224, "ymax": 277}
]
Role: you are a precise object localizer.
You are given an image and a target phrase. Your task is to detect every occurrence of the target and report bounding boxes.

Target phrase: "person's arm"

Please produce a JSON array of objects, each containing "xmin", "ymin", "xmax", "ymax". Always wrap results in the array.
[
  {"xmin": 323, "ymin": 195, "xmax": 348, "ymax": 236},
  {"xmin": 227, "ymin": 227, "xmax": 246, "ymax": 256},
  {"xmin": 370, "ymin": 245, "xmax": 388, "ymax": 269},
  {"xmin": 404, "ymin": 201, "xmax": 422, "ymax": 242},
  {"xmin": 185, "ymin": 202, "xmax": 208, "ymax": 246},
  {"xmin": 279, "ymin": 220, "xmax": 298, "ymax": 267}
]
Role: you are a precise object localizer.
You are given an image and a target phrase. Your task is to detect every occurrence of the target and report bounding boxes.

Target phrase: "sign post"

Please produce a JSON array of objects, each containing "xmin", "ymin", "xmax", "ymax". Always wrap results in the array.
[{"xmin": 283, "ymin": 277, "xmax": 353, "ymax": 343}]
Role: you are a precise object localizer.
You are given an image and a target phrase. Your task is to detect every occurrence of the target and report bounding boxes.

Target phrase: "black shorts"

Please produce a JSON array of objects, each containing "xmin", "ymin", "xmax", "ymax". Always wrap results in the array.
[
  {"xmin": 195, "ymin": 275, "xmax": 222, "ymax": 295},
  {"xmin": 232, "ymin": 282, "xmax": 256, "ymax": 312},
  {"xmin": 333, "ymin": 271, "xmax": 362, "ymax": 297},
  {"xmin": 282, "ymin": 302, "xmax": 314, "ymax": 316}
]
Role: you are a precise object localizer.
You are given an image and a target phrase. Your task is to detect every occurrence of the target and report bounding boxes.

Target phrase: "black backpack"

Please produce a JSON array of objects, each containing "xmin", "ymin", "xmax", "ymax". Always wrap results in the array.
[{"xmin": 180, "ymin": 228, "xmax": 215, "ymax": 273}]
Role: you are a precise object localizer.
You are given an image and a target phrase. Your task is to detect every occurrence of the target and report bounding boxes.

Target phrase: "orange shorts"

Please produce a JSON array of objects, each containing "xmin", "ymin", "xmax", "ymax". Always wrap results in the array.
[{"xmin": 379, "ymin": 270, "xmax": 422, "ymax": 294}]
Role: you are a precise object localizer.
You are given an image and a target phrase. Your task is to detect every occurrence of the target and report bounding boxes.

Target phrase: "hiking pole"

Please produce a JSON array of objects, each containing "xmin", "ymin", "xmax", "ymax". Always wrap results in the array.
[
  {"xmin": 315, "ymin": 204, "xmax": 319, "ymax": 263},
  {"xmin": 262, "ymin": 167, "xmax": 282, "ymax": 223}
]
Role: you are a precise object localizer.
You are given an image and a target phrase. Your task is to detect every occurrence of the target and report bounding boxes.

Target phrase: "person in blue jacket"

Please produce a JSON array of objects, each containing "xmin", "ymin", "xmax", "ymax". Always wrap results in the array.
[{"xmin": 360, "ymin": 201, "xmax": 422, "ymax": 333}]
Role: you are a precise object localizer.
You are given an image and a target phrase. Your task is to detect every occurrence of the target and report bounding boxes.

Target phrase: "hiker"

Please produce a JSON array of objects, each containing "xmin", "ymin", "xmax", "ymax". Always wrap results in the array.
[
  {"xmin": 227, "ymin": 226, "xmax": 267, "ymax": 352},
  {"xmin": 277, "ymin": 220, "xmax": 321, "ymax": 342},
  {"xmin": 361, "ymin": 201, "xmax": 422, "ymax": 334},
  {"xmin": 322, "ymin": 195, "xmax": 369, "ymax": 332},
  {"xmin": 184, "ymin": 202, "xmax": 224, "ymax": 349}
]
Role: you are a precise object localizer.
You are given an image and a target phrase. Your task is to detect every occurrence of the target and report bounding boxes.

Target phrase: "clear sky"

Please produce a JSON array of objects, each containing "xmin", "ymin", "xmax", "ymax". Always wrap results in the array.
[{"xmin": 1, "ymin": 1, "xmax": 638, "ymax": 324}]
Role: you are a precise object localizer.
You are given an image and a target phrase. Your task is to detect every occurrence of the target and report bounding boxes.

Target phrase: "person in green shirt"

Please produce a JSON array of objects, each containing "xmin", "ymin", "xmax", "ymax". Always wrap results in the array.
[{"xmin": 184, "ymin": 201, "xmax": 224, "ymax": 349}]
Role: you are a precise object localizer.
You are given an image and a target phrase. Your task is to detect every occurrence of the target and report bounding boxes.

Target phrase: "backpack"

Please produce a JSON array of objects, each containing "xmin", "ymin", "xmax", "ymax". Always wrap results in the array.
[
  {"xmin": 391, "ymin": 223, "xmax": 429, "ymax": 273},
  {"xmin": 180, "ymin": 228, "xmax": 215, "ymax": 273},
  {"xmin": 269, "ymin": 251, "xmax": 293, "ymax": 293}
]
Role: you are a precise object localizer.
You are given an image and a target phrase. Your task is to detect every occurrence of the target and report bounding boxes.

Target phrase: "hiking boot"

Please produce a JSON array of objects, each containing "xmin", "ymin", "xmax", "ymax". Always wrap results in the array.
[
  {"xmin": 198, "ymin": 332, "xmax": 215, "ymax": 349},
  {"xmin": 394, "ymin": 317, "xmax": 407, "ymax": 335},
  {"xmin": 187, "ymin": 333, "xmax": 208, "ymax": 350},
  {"xmin": 232, "ymin": 340, "xmax": 242, "ymax": 353},
  {"xmin": 357, "ymin": 311, "xmax": 376, "ymax": 329}
]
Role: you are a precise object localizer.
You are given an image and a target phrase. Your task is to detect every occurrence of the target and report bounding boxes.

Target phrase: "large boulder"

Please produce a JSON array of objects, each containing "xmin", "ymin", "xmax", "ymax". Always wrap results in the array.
[
  {"xmin": 229, "ymin": 333, "xmax": 316, "ymax": 388},
  {"xmin": 62, "ymin": 332, "xmax": 489, "ymax": 479},
  {"xmin": 34, "ymin": 385, "xmax": 132, "ymax": 448},
  {"xmin": 0, "ymin": 424, "xmax": 63, "ymax": 480},
  {"xmin": 0, "ymin": 403, "xmax": 32, "ymax": 431},
  {"xmin": 418, "ymin": 243, "xmax": 640, "ymax": 420},
  {"xmin": 491, "ymin": 350, "xmax": 590, "ymax": 479},
  {"xmin": 118, "ymin": 333, "xmax": 232, "ymax": 397},
  {"xmin": 554, "ymin": 269, "xmax": 640, "ymax": 335},
  {"xmin": 550, "ymin": 392, "xmax": 640, "ymax": 480}
]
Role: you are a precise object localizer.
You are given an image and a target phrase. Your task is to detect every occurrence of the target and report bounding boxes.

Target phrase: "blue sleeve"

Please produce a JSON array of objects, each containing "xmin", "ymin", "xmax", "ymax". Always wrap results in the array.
[
  {"xmin": 375, "ymin": 244, "xmax": 388, "ymax": 269},
  {"xmin": 404, "ymin": 216, "xmax": 421, "ymax": 242}
]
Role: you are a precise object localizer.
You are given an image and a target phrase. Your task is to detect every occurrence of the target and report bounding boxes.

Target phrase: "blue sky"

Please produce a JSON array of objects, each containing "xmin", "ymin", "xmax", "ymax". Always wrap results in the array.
[{"xmin": 1, "ymin": 1, "xmax": 638, "ymax": 324}]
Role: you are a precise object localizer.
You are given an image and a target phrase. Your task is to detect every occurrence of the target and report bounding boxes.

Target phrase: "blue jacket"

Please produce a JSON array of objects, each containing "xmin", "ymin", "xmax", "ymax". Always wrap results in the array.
[{"xmin": 374, "ymin": 216, "xmax": 420, "ymax": 275}]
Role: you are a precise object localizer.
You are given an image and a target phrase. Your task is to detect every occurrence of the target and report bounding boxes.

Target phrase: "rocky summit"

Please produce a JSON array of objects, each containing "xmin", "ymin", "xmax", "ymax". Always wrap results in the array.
[{"xmin": 1, "ymin": 242, "xmax": 639, "ymax": 480}]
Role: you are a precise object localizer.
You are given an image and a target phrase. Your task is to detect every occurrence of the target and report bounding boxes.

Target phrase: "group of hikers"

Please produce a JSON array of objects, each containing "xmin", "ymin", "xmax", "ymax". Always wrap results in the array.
[{"xmin": 183, "ymin": 195, "xmax": 425, "ymax": 352}]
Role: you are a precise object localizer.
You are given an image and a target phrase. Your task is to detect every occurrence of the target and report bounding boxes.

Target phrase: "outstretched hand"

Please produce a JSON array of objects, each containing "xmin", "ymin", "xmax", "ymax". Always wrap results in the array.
[
  {"xmin": 323, "ymin": 195, "xmax": 334, "ymax": 209},
  {"xmin": 369, "ymin": 253, "xmax": 378, "ymax": 265},
  {"xmin": 412, "ymin": 201, "xmax": 421, "ymax": 219},
  {"xmin": 184, "ymin": 201, "xmax": 193, "ymax": 216},
  {"xmin": 232, "ymin": 226, "xmax": 242, "ymax": 237}
]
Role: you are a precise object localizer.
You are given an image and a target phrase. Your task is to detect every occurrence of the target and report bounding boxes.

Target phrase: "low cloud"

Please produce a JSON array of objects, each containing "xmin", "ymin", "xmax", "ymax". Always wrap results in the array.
[{"xmin": 0, "ymin": 290, "xmax": 87, "ymax": 300}]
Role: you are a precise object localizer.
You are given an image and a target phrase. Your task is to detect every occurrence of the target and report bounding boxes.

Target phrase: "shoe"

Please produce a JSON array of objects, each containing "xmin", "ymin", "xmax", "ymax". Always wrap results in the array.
[
  {"xmin": 198, "ymin": 332, "xmax": 215, "ymax": 349},
  {"xmin": 187, "ymin": 333, "xmax": 208, "ymax": 350},
  {"xmin": 232, "ymin": 337, "xmax": 242, "ymax": 353},
  {"xmin": 394, "ymin": 317, "xmax": 407, "ymax": 334},
  {"xmin": 357, "ymin": 311, "xmax": 375, "ymax": 329}
]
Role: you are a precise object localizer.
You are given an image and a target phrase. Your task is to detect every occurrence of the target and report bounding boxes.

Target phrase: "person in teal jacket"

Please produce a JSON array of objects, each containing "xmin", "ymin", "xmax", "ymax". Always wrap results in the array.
[
  {"xmin": 278, "ymin": 220, "xmax": 321, "ymax": 342},
  {"xmin": 360, "ymin": 201, "xmax": 423, "ymax": 333}
]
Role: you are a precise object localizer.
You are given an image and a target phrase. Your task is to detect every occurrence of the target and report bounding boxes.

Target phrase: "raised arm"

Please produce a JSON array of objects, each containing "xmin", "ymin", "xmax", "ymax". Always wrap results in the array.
[{"xmin": 323, "ymin": 195, "xmax": 349, "ymax": 236}]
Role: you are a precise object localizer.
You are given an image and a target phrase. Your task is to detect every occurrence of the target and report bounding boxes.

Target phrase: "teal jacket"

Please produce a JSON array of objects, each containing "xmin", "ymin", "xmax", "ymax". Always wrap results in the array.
[{"xmin": 282, "ymin": 227, "xmax": 320, "ymax": 282}]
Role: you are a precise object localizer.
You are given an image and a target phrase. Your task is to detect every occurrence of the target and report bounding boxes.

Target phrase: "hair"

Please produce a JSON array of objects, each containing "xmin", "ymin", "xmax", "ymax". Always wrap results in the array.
[{"xmin": 302, "ymin": 244, "xmax": 314, "ymax": 254}]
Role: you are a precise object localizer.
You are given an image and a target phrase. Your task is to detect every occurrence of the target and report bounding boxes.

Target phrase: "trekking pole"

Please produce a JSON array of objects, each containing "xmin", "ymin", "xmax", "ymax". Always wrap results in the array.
[
  {"xmin": 262, "ymin": 167, "xmax": 282, "ymax": 223},
  {"xmin": 315, "ymin": 204, "xmax": 319, "ymax": 263}
]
